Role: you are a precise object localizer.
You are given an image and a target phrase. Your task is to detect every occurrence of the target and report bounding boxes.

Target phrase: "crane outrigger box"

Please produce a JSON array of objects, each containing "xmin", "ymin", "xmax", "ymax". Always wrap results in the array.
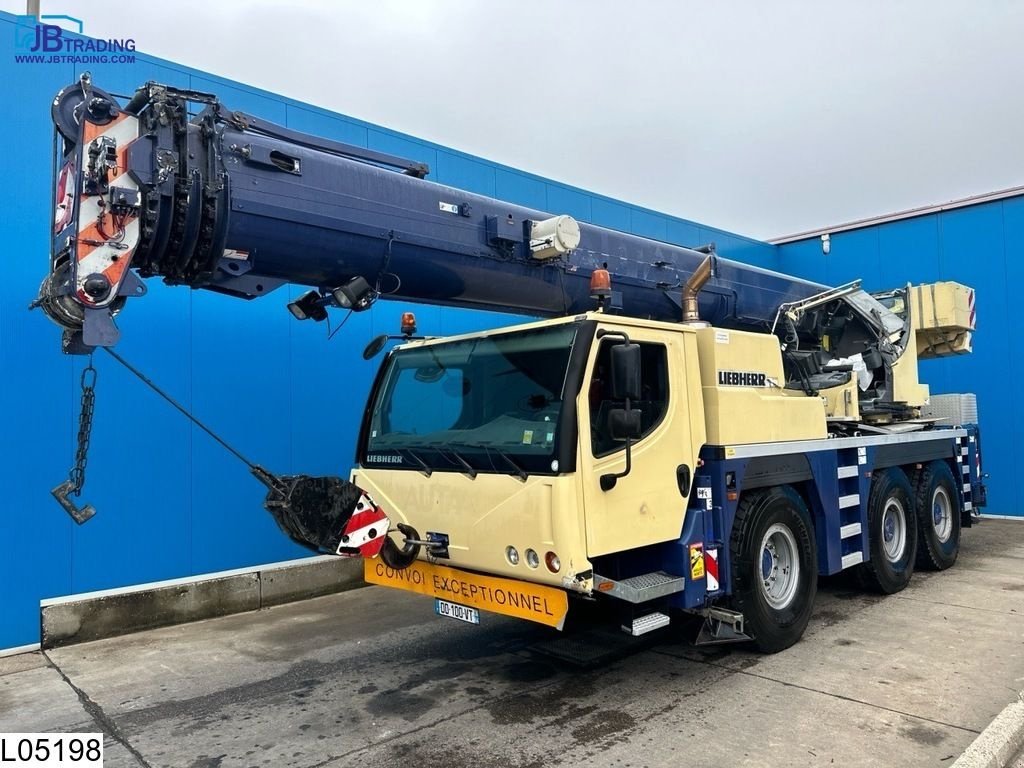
[{"xmin": 34, "ymin": 76, "xmax": 987, "ymax": 653}]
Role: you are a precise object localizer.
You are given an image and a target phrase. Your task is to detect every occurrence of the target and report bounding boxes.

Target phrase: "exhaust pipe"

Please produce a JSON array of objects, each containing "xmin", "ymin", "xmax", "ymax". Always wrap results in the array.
[{"xmin": 682, "ymin": 253, "xmax": 716, "ymax": 324}]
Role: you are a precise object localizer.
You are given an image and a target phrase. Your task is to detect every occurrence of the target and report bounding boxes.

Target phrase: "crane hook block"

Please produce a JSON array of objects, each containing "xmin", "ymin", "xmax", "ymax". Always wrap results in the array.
[{"xmin": 255, "ymin": 470, "xmax": 392, "ymax": 559}]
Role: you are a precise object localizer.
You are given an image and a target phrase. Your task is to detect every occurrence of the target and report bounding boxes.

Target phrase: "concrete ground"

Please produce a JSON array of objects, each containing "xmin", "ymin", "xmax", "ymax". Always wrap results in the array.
[{"xmin": 2, "ymin": 519, "xmax": 1022, "ymax": 768}]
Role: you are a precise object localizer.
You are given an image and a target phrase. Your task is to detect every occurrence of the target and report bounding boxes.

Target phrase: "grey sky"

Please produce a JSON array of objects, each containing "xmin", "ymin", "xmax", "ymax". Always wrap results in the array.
[{"xmin": 14, "ymin": 0, "xmax": 1024, "ymax": 239}]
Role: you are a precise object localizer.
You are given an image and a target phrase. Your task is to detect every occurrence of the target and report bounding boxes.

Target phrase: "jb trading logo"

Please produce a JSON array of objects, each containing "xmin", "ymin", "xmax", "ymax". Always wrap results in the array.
[{"xmin": 14, "ymin": 14, "xmax": 136, "ymax": 64}]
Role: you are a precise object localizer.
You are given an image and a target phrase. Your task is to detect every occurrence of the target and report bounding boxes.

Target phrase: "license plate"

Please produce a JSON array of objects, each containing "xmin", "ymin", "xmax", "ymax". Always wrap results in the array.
[{"xmin": 435, "ymin": 598, "xmax": 480, "ymax": 625}]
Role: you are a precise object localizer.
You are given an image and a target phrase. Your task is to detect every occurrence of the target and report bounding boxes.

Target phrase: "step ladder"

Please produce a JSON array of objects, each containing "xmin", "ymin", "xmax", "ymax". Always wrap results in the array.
[
  {"xmin": 837, "ymin": 446, "xmax": 866, "ymax": 569},
  {"xmin": 955, "ymin": 435, "xmax": 978, "ymax": 519},
  {"xmin": 592, "ymin": 572, "xmax": 683, "ymax": 637}
]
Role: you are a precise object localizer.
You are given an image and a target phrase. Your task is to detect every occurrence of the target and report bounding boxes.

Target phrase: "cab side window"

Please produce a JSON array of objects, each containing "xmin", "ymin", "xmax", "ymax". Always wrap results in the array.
[{"xmin": 589, "ymin": 340, "xmax": 669, "ymax": 457}]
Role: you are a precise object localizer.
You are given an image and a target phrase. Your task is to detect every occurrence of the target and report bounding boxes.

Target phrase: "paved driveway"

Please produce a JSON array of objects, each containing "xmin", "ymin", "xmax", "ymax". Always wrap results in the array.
[{"xmin": 3, "ymin": 519, "xmax": 1022, "ymax": 767}]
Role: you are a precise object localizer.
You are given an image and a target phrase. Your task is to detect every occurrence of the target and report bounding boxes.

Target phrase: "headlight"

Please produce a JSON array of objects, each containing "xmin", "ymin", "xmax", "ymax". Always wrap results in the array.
[
  {"xmin": 506, "ymin": 545, "xmax": 519, "ymax": 565},
  {"xmin": 545, "ymin": 551, "xmax": 560, "ymax": 573},
  {"xmin": 525, "ymin": 549, "xmax": 540, "ymax": 569}
]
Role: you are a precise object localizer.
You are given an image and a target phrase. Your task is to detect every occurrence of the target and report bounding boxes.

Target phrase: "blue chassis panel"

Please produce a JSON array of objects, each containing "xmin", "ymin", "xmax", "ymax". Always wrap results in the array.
[{"xmin": 595, "ymin": 426, "xmax": 983, "ymax": 612}]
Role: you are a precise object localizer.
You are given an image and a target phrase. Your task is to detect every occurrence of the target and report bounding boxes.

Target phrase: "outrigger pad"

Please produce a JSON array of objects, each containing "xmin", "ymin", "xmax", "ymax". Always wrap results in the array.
[{"xmin": 259, "ymin": 473, "xmax": 365, "ymax": 554}]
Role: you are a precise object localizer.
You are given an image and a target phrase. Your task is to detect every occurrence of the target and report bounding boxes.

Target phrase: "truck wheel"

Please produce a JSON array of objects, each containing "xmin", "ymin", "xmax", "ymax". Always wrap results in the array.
[
  {"xmin": 857, "ymin": 468, "xmax": 917, "ymax": 594},
  {"xmin": 913, "ymin": 461, "xmax": 961, "ymax": 570},
  {"xmin": 730, "ymin": 486, "xmax": 817, "ymax": 654}
]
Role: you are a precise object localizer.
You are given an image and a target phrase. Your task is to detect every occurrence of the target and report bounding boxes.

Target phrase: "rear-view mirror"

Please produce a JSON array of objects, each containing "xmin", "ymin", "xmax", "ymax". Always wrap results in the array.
[
  {"xmin": 610, "ymin": 343, "xmax": 641, "ymax": 400},
  {"xmin": 362, "ymin": 334, "xmax": 390, "ymax": 360},
  {"xmin": 608, "ymin": 408, "xmax": 642, "ymax": 441}
]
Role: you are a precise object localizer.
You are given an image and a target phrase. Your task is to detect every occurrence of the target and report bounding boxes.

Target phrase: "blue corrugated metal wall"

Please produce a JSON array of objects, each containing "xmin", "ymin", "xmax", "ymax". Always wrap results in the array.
[
  {"xmin": 777, "ymin": 200, "xmax": 1021, "ymax": 520},
  {"xmin": 0, "ymin": 12, "xmax": 777, "ymax": 650}
]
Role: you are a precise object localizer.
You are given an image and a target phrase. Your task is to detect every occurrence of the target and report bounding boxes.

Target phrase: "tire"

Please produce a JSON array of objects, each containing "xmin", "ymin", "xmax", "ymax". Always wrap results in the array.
[
  {"xmin": 912, "ymin": 461, "xmax": 961, "ymax": 570},
  {"xmin": 730, "ymin": 485, "xmax": 817, "ymax": 654},
  {"xmin": 856, "ymin": 468, "xmax": 917, "ymax": 593}
]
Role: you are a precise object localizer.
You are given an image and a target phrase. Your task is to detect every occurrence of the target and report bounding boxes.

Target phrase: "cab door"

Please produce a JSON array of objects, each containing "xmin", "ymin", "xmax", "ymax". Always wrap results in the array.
[{"xmin": 578, "ymin": 323, "xmax": 704, "ymax": 557}]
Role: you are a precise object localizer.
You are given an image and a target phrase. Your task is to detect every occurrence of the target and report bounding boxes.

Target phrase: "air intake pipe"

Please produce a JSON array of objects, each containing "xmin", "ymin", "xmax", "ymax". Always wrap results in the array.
[{"xmin": 682, "ymin": 253, "xmax": 717, "ymax": 324}]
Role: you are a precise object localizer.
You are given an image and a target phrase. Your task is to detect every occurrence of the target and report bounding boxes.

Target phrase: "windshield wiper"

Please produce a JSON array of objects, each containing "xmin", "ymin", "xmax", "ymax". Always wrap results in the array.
[
  {"xmin": 436, "ymin": 446, "xmax": 477, "ymax": 480},
  {"xmin": 416, "ymin": 440, "xmax": 529, "ymax": 483},
  {"xmin": 397, "ymin": 447, "xmax": 432, "ymax": 477},
  {"xmin": 485, "ymin": 446, "xmax": 528, "ymax": 482},
  {"xmin": 446, "ymin": 441, "xmax": 529, "ymax": 482},
  {"xmin": 449, "ymin": 450, "xmax": 478, "ymax": 480}
]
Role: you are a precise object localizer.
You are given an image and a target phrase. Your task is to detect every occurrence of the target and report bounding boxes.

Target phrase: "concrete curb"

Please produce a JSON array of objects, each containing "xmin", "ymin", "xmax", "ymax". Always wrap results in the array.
[
  {"xmin": 40, "ymin": 556, "xmax": 366, "ymax": 648},
  {"xmin": 952, "ymin": 693, "xmax": 1024, "ymax": 768}
]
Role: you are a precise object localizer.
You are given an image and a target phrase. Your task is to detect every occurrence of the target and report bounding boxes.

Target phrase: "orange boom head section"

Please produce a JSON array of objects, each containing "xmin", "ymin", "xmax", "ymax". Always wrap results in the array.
[{"xmin": 35, "ymin": 74, "xmax": 148, "ymax": 349}]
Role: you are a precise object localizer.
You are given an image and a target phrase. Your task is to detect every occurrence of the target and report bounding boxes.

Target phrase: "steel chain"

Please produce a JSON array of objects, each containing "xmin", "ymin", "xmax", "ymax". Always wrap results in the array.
[{"xmin": 69, "ymin": 355, "xmax": 97, "ymax": 495}]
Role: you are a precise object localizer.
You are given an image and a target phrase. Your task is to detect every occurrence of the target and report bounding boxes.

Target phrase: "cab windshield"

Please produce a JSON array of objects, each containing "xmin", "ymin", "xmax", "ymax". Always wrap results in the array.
[{"xmin": 362, "ymin": 323, "xmax": 580, "ymax": 476}]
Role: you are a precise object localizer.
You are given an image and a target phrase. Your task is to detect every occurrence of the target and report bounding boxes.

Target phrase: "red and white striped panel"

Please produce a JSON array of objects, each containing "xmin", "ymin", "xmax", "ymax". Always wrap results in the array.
[
  {"xmin": 706, "ymin": 548, "xmax": 720, "ymax": 592},
  {"xmin": 968, "ymin": 288, "xmax": 976, "ymax": 330},
  {"xmin": 74, "ymin": 113, "xmax": 142, "ymax": 306},
  {"xmin": 336, "ymin": 493, "xmax": 391, "ymax": 559}
]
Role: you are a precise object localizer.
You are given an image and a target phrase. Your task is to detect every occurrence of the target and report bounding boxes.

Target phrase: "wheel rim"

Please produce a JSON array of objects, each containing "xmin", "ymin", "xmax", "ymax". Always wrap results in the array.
[
  {"xmin": 881, "ymin": 497, "xmax": 907, "ymax": 563},
  {"xmin": 758, "ymin": 523, "xmax": 800, "ymax": 610},
  {"xmin": 931, "ymin": 486, "xmax": 953, "ymax": 543}
]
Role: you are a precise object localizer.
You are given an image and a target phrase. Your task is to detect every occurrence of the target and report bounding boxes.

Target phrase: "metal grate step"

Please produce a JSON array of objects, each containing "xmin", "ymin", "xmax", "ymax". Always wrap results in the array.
[
  {"xmin": 840, "ymin": 523, "xmax": 861, "ymax": 539},
  {"xmin": 593, "ymin": 571, "xmax": 685, "ymax": 603},
  {"xmin": 841, "ymin": 552, "xmax": 864, "ymax": 569},
  {"xmin": 623, "ymin": 612, "xmax": 671, "ymax": 636}
]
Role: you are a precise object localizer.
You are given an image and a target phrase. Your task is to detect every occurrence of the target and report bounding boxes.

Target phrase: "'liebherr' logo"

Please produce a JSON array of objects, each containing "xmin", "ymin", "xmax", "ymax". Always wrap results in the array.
[
  {"xmin": 366, "ymin": 454, "xmax": 403, "ymax": 464},
  {"xmin": 718, "ymin": 370, "xmax": 767, "ymax": 387}
]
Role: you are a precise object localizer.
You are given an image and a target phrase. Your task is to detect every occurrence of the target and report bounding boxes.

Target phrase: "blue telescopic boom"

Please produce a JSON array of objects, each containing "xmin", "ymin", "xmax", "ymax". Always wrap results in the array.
[{"xmin": 37, "ymin": 78, "xmax": 826, "ymax": 347}]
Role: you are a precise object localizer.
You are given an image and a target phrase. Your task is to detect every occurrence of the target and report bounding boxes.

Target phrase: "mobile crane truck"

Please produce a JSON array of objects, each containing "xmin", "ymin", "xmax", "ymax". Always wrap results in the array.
[{"xmin": 34, "ymin": 76, "xmax": 986, "ymax": 652}]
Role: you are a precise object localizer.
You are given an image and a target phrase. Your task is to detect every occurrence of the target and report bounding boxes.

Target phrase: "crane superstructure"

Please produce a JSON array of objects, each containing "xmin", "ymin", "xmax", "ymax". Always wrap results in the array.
[{"xmin": 34, "ymin": 77, "xmax": 985, "ymax": 651}]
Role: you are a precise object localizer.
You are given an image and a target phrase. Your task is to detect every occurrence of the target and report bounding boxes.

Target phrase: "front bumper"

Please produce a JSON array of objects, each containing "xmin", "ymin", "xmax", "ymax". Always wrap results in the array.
[{"xmin": 364, "ymin": 559, "xmax": 569, "ymax": 630}]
